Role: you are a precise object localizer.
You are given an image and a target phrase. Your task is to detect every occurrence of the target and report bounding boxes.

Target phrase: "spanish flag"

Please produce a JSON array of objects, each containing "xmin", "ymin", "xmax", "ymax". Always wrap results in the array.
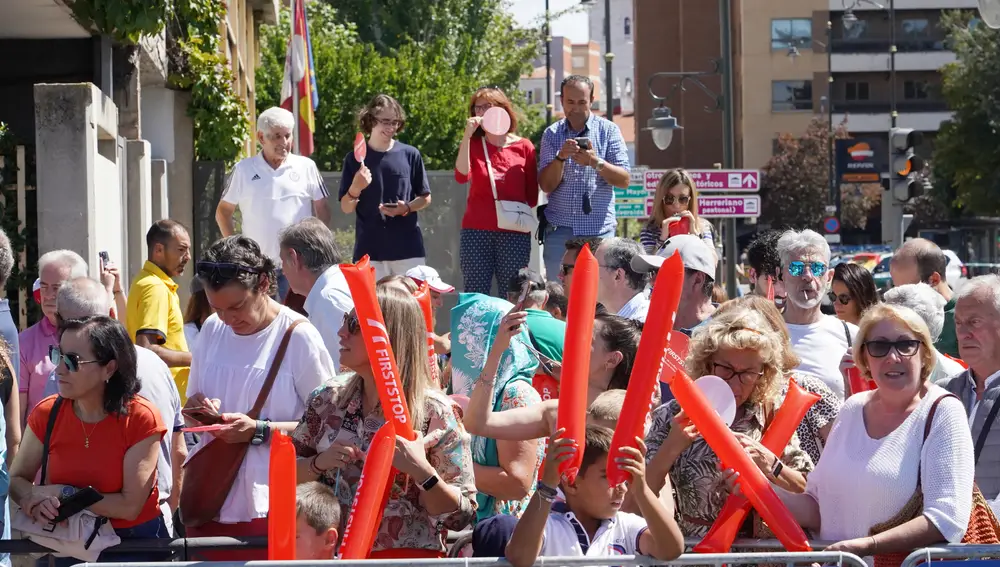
[{"xmin": 280, "ymin": 0, "xmax": 319, "ymax": 156}]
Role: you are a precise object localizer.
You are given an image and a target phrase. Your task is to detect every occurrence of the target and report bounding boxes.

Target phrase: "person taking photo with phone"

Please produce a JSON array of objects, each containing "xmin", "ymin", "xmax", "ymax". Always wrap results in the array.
[
  {"xmin": 538, "ymin": 75, "xmax": 630, "ymax": 282},
  {"xmin": 339, "ymin": 94, "xmax": 432, "ymax": 281}
]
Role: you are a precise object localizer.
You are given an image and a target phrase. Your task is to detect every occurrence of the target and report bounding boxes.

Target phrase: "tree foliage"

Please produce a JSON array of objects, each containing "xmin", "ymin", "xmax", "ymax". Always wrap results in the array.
[
  {"xmin": 256, "ymin": 2, "xmax": 545, "ymax": 171},
  {"xmin": 760, "ymin": 116, "xmax": 880, "ymax": 230},
  {"xmin": 932, "ymin": 12, "xmax": 1000, "ymax": 215}
]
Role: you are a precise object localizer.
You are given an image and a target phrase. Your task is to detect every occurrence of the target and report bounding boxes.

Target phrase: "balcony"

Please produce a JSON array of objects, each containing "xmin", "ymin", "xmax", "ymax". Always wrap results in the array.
[
  {"xmin": 831, "ymin": 99, "xmax": 950, "ymax": 113},
  {"xmin": 831, "ymin": 50, "xmax": 957, "ymax": 72},
  {"xmin": 829, "ymin": 0, "xmax": 977, "ymax": 9},
  {"xmin": 831, "ymin": 99, "xmax": 952, "ymax": 132},
  {"xmin": 831, "ymin": 38, "xmax": 947, "ymax": 53}
]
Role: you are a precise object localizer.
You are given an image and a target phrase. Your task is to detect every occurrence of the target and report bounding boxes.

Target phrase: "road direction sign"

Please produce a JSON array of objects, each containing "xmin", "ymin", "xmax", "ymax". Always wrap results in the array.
[
  {"xmin": 615, "ymin": 202, "xmax": 648, "ymax": 219},
  {"xmin": 824, "ymin": 216, "xmax": 841, "ymax": 234},
  {"xmin": 697, "ymin": 195, "xmax": 761, "ymax": 218},
  {"xmin": 644, "ymin": 169, "xmax": 760, "ymax": 193},
  {"xmin": 615, "ymin": 185, "xmax": 649, "ymax": 200}
]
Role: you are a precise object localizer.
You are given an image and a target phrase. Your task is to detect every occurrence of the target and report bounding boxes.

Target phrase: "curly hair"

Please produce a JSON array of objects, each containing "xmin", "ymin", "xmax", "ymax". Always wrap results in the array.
[
  {"xmin": 687, "ymin": 308, "xmax": 785, "ymax": 406},
  {"xmin": 198, "ymin": 235, "xmax": 277, "ymax": 296}
]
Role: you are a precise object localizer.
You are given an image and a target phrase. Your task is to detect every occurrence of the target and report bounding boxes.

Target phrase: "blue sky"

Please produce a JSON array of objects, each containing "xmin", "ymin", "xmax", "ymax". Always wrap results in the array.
[{"xmin": 508, "ymin": 0, "xmax": 590, "ymax": 44}]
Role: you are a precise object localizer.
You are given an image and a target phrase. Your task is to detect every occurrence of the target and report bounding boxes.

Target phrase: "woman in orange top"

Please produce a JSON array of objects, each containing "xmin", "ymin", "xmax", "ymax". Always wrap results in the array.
[{"xmin": 9, "ymin": 315, "xmax": 167, "ymax": 565}]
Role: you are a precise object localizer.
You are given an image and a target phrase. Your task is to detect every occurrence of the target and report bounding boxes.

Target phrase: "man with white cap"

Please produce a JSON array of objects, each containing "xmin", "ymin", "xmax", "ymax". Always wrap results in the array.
[
  {"xmin": 631, "ymin": 234, "xmax": 718, "ymax": 334},
  {"xmin": 406, "ymin": 265, "xmax": 455, "ymax": 354}
]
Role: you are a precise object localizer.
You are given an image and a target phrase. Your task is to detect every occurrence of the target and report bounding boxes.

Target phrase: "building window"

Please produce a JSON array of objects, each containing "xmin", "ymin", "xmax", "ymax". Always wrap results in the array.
[
  {"xmin": 904, "ymin": 80, "xmax": 930, "ymax": 99},
  {"xmin": 624, "ymin": 78, "xmax": 633, "ymax": 96},
  {"xmin": 843, "ymin": 20, "xmax": 868, "ymax": 39},
  {"xmin": 772, "ymin": 80, "xmax": 813, "ymax": 111},
  {"xmin": 624, "ymin": 17, "xmax": 631, "ymax": 36},
  {"xmin": 901, "ymin": 18, "xmax": 930, "ymax": 37},
  {"xmin": 572, "ymin": 55, "xmax": 585, "ymax": 69},
  {"xmin": 526, "ymin": 91, "xmax": 534, "ymax": 104},
  {"xmin": 534, "ymin": 88, "xmax": 543, "ymax": 103},
  {"xmin": 845, "ymin": 81, "xmax": 870, "ymax": 101},
  {"xmin": 771, "ymin": 19, "xmax": 812, "ymax": 49}
]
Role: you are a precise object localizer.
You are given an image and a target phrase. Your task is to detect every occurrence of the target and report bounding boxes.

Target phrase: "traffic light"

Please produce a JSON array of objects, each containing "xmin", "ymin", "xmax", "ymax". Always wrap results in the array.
[{"xmin": 889, "ymin": 128, "xmax": 925, "ymax": 202}]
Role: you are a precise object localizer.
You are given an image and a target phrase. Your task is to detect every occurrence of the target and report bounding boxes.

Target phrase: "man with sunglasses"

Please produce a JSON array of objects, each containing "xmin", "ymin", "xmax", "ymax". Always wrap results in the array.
[
  {"xmin": 215, "ymin": 107, "xmax": 332, "ymax": 301},
  {"xmin": 778, "ymin": 230, "xmax": 857, "ymax": 400},
  {"xmin": 558, "ymin": 237, "xmax": 604, "ymax": 297}
]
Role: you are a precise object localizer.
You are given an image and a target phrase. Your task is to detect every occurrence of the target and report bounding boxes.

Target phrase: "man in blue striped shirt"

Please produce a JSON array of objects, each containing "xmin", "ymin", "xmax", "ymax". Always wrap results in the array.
[{"xmin": 539, "ymin": 75, "xmax": 631, "ymax": 282}]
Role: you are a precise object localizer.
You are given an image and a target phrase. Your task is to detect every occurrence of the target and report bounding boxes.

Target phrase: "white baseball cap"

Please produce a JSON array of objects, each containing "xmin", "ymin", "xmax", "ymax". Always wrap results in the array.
[
  {"xmin": 631, "ymin": 234, "xmax": 717, "ymax": 279},
  {"xmin": 405, "ymin": 265, "xmax": 455, "ymax": 293}
]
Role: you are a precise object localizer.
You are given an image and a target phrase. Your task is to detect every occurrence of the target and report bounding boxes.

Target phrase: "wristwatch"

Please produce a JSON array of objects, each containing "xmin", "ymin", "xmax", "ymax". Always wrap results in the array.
[
  {"xmin": 594, "ymin": 157, "xmax": 606, "ymax": 172},
  {"xmin": 419, "ymin": 474, "xmax": 440, "ymax": 492},
  {"xmin": 770, "ymin": 457, "xmax": 784, "ymax": 478},
  {"xmin": 251, "ymin": 420, "xmax": 270, "ymax": 446}
]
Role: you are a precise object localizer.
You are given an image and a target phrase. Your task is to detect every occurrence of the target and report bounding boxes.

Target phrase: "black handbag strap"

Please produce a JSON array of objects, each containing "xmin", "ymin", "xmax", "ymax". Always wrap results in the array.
[
  {"xmin": 843, "ymin": 320, "xmax": 853, "ymax": 348},
  {"xmin": 40, "ymin": 396, "xmax": 65, "ymax": 485},
  {"xmin": 975, "ymin": 392, "xmax": 1000, "ymax": 465}
]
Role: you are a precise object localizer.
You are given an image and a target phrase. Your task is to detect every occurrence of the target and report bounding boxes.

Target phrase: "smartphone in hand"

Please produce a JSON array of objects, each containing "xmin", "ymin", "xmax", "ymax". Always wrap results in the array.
[
  {"xmin": 514, "ymin": 280, "xmax": 530, "ymax": 312},
  {"xmin": 51, "ymin": 487, "xmax": 104, "ymax": 523},
  {"xmin": 574, "ymin": 137, "xmax": 592, "ymax": 150},
  {"xmin": 383, "ymin": 203, "xmax": 400, "ymax": 209},
  {"xmin": 98, "ymin": 251, "xmax": 110, "ymax": 270},
  {"xmin": 182, "ymin": 404, "xmax": 223, "ymax": 425}
]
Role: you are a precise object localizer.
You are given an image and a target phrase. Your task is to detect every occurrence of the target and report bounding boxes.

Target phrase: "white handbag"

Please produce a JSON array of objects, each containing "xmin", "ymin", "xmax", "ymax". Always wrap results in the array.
[
  {"xmin": 482, "ymin": 137, "xmax": 537, "ymax": 233},
  {"xmin": 13, "ymin": 507, "xmax": 121, "ymax": 563}
]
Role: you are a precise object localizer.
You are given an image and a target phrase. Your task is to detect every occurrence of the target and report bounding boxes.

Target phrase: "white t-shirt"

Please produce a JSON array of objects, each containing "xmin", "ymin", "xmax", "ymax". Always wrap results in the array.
[
  {"xmin": 303, "ymin": 266, "xmax": 354, "ymax": 371},
  {"xmin": 806, "ymin": 386, "xmax": 974, "ymax": 560},
  {"xmin": 183, "ymin": 322, "xmax": 200, "ymax": 356},
  {"xmin": 185, "ymin": 307, "xmax": 335, "ymax": 523},
  {"xmin": 786, "ymin": 315, "xmax": 857, "ymax": 400},
  {"xmin": 539, "ymin": 505, "xmax": 648, "ymax": 557},
  {"xmin": 221, "ymin": 153, "xmax": 329, "ymax": 265}
]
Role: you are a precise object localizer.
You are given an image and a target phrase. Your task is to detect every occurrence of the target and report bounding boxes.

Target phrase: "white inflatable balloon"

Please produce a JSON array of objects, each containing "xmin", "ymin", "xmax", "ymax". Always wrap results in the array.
[{"xmin": 694, "ymin": 375, "xmax": 737, "ymax": 427}]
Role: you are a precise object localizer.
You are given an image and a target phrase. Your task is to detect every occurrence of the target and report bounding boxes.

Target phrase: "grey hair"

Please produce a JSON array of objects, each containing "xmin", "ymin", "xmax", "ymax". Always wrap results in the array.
[
  {"xmin": 256, "ymin": 107, "xmax": 295, "ymax": 133},
  {"xmin": 601, "ymin": 237, "xmax": 649, "ymax": 291},
  {"xmin": 883, "ymin": 283, "xmax": 946, "ymax": 341},
  {"xmin": 777, "ymin": 229, "xmax": 831, "ymax": 268},
  {"xmin": 38, "ymin": 249, "xmax": 88, "ymax": 280},
  {"xmin": 955, "ymin": 274, "xmax": 1000, "ymax": 314},
  {"xmin": 279, "ymin": 218, "xmax": 341, "ymax": 275},
  {"xmin": 57, "ymin": 277, "xmax": 110, "ymax": 320},
  {"xmin": 0, "ymin": 228, "xmax": 13, "ymax": 287}
]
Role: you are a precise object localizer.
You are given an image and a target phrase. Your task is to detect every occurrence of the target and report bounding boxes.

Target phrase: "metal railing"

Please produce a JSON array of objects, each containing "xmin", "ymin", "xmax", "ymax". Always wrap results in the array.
[
  {"xmin": 75, "ymin": 551, "xmax": 869, "ymax": 567},
  {"xmin": 901, "ymin": 544, "xmax": 1000, "ymax": 567}
]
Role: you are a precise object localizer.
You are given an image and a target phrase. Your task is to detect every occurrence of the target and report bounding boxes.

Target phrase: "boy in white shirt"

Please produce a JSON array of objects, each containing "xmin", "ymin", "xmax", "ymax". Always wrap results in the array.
[{"xmin": 504, "ymin": 425, "xmax": 683, "ymax": 567}]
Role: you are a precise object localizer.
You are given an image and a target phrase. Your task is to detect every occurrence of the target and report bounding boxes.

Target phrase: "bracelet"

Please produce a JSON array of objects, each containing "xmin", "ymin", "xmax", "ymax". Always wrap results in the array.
[
  {"xmin": 403, "ymin": 203, "xmax": 412, "ymax": 215},
  {"xmin": 309, "ymin": 455, "xmax": 328, "ymax": 476},
  {"xmin": 869, "ymin": 535, "xmax": 878, "ymax": 554},
  {"xmin": 555, "ymin": 155, "xmax": 567, "ymax": 162},
  {"xmin": 347, "ymin": 190, "xmax": 360, "ymax": 200},
  {"xmin": 113, "ymin": 289, "xmax": 124, "ymax": 295},
  {"xmin": 536, "ymin": 482, "xmax": 559, "ymax": 502}
]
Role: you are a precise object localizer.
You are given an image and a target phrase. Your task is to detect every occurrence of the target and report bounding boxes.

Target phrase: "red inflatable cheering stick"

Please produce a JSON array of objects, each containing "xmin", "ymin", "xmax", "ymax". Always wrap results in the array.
[
  {"xmin": 555, "ymin": 245, "xmax": 598, "ymax": 485},
  {"xmin": 662, "ymin": 349, "xmax": 812, "ymax": 552},
  {"xmin": 267, "ymin": 432, "xmax": 297, "ymax": 560},
  {"xmin": 341, "ymin": 256, "xmax": 417, "ymax": 441},
  {"xmin": 694, "ymin": 379, "xmax": 820, "ymax": 553},
  {"xmin": 339, "ymin": 422, "xmax": 397, "ymax": 559},
  {"xmin": 607, "ymin": 252, "xmax": 684, "ymax": 486},
  {"xmin": 412, "ymin": 282, "xmax": 439, "ymax": 386}
]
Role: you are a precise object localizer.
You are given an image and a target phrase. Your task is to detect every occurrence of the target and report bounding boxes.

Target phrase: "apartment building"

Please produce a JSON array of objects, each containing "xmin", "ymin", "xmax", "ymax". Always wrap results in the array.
[
  {"xmin": 519, "ymin": 37, "xmax": 603, "ymax": 116},
  {"xmin": 586, "ymin": 0, "xmax": 636, "ymax": 115}
]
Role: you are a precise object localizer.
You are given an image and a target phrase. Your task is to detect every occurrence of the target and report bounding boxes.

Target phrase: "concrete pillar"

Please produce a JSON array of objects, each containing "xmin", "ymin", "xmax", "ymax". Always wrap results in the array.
[
  {"xmin": 151, "ymin": 159, "xmax": 169, "ymax": 220},
  {"xmin": 126, "ymin": 140, "xmax": 152, "ymax": 283},
  {"xmin": 168, "ymin": 90, "xmax": 195, "ymax": 305},
  {"xmin": 34, "ymin": 83, "xmax": 122, "ymax": 281}
]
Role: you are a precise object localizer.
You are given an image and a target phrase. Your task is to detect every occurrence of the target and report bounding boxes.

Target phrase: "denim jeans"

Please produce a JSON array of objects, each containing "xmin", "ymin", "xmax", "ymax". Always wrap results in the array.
[
  {"xmin": 36, "ymin": 515, "xmax": 170, "ymax": 567},
  {"xmin": 542, "ymin": 225, "xmax": 616, "ymax": 282}
]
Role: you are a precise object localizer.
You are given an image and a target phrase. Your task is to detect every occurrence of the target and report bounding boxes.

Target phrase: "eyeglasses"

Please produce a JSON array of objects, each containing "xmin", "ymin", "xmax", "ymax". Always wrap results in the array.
[
  {"xmin": 864, "ymin": 339, "xmax": 921, "ymax": 358},
  {"xmin": 342, "ymin": 312, "xmax": 360, "ymax": 335},
  {"xmin": 827, "ymin": 292, "xmax": 852, "ymax": 305},
  {"xmin": 49, "ymin": 345, "xmax": 100, "ymax": 373},
  {"xmin": 560, "ymin": 264, "xmax": 575, "ymax": 276},
  {"xmin": 663, "ymin": 194, "xmax": 691, "ymax": 206},
  {"xmin": 376, "ymin": 118, "xmax": 402, "ymax": 128},
  {"xmin": 713, "ymin": 362, "xmax": 764, "ymax": 385},
  {"xmin": 787, "ymin": 261, "xmax": 828, "ymax": 278},
  {"xmin": 474, "ymin": 104, "xmax": 493, "ymax": 114},
  {"xmin": 195, "ymin": 262, "xmax": 263, "ymax": 286}
]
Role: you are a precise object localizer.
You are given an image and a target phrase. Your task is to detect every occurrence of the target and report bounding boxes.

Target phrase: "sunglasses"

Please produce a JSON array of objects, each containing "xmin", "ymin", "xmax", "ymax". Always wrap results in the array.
[
  {"xmin": 560, "ymin": 263, "xmax": 575, "ymax": 276},
  {"xmin": 343, "ymin": 312, "xmax": 360, "ymax": 335},
  {"xmin": 49, "ymin": 345, "xmax": 100, "ymax": 373},
  {"xmin": 663, "ymin": 194, "xmax": 691, "ymax": 206},
  {"xmin": 788, "ymin": 261, "xmax": 828, "ymax": 278},
  {"xmin": 196, "ymin": 262, "xmax": 263, "ymax": 285},
  {"xmin": 474, "ymin": 104, "xmax": 493, "ymax": 114},
  {"xmin": 713, "ymin": 363, "xmax": 764, "ymax": 385},
  {"xmin": 864, "ymin": 339, "xmax": 921, "ymax": 358},
  {"xmin": 827, "ymin": 292, "xmax": 852, "ymax": 305}
]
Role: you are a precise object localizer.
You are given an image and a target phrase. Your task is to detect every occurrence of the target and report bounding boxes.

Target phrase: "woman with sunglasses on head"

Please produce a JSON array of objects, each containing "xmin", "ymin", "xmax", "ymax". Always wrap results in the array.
[
  {"xmin": 340, "ymin": 94, "xmax": 432, "ymax": 281},
  {"xmin": 181, "ymin": 235, "xmax": 335, "ymax": 558},
  {"xmin": 455, "ymin": 87, "xmax": 539, "ymax": 297},
  {"xmin": 10, "ymin": 316, "xmax": 169, "ymax": 565},
  {"xmin": 777, "ymin": 304, "xmax": 974, "ymax": 562},
  {"xmin": 640, "ymin": 308, "xmax": 813, "ymax": 536},
  {"xmin": 292, "ymin": 283, "xmax": 476, "ymax": 557},
  {"xmin": 830, "ymin": 262, "xmax": 881, "ymax": 326},
  {"xmin": 639, "ymin": 169, "xmax": 716, "ymax": 254}
]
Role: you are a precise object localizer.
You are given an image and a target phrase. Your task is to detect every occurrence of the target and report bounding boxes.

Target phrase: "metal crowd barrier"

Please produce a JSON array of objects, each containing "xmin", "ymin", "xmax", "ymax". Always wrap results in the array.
[
  {"xmin": 901, "ymin": 544, "xmax": 1000, "ymax": 567},
  {"xmin": 75, "ymin": 551, "xmax": 868, "ymax": 567}
]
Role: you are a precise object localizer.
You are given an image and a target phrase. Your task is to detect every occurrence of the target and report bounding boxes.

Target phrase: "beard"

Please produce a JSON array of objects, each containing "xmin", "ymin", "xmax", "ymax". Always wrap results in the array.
[{"xmin": 787, "ymin": 287, "xmax": 823, "ymax": 310}]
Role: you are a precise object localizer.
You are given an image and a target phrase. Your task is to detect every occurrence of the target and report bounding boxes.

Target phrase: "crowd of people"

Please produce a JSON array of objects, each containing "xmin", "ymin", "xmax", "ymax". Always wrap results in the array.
[{"xmin": 0, "ymin": 73, "xmax": 996, "ymax": 567}]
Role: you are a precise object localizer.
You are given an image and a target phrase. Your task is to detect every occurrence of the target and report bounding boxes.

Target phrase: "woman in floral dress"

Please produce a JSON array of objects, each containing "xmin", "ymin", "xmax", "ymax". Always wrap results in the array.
[{"xmin": 292, "ymin": 284, "xmax": 476, "ymax": 558}]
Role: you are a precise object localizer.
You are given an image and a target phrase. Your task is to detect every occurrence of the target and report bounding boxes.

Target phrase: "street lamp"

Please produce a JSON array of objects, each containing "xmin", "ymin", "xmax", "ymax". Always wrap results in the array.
[
  {"xmin": 646, "ymin": 107, "xmax": 682, "ymax": 150},
  {"xmin": 580, "ymin": 0, "xmax": 614, "ymax": 120},
  {"xmin": 643, "ymin": 64, "xmax": 723, "ymax": 150}
]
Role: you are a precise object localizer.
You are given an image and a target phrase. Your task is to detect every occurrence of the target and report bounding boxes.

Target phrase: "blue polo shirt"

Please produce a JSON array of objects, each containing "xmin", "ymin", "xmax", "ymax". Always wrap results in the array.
[
  {"xmin": 338, "ymin": 140, "xmax": 431, "ymax": 262},
  {"xmin": 538, "ymin": 113, "xmax": 630, "ymax": 236}
]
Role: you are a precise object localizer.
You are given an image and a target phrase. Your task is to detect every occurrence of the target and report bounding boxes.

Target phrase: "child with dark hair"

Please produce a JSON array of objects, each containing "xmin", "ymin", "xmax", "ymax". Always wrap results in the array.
[{"xmin": 503, "ymin": 425, "xmax": 683, "ymax": 566}]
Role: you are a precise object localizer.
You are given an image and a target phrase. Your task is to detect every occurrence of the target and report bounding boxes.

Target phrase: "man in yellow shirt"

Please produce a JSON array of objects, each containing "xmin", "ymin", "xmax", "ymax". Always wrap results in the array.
[{"xmin": 127, "ymin": 219, "xmax": 192, "ymax": 399}]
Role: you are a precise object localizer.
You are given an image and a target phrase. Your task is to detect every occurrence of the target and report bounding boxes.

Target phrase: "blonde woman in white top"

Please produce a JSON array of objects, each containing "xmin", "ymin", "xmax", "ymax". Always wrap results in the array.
[{"xmin": 776, "ymin": 304, "xmax": 974, "ymax": 562}]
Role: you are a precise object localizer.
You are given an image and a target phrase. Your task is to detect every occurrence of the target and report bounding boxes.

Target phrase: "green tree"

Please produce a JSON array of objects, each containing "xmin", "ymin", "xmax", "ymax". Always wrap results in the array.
[
  {"xmin": 932, "ymin": 12, "xmax": 1000, "ymax": 215},
  {"xmin": 255, "ymin": 2, "xmax": 545, "ymax": 172},
  {"xmin": 760, "ymin": 116, "xmax": 880, "ymax": 230}
]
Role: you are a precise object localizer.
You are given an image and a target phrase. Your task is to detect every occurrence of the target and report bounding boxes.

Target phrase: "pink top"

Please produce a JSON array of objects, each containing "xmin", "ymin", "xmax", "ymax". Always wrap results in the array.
[{"xmin": 18, "ymin": 316, "xmax": 58, "ymax": 417}]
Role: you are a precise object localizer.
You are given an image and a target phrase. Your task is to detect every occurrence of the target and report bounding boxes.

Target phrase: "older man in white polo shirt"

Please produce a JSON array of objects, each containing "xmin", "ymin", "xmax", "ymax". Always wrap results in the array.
[{"xmin": 215, "ymin": 107, "xmax": 332, "ymax": 300}]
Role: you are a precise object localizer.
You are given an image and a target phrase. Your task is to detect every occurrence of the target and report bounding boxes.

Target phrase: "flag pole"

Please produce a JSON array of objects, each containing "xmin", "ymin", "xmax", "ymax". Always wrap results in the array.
[{"xmin": 291, "ymin": 0, "xmax": 300, "ymax": 155}]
